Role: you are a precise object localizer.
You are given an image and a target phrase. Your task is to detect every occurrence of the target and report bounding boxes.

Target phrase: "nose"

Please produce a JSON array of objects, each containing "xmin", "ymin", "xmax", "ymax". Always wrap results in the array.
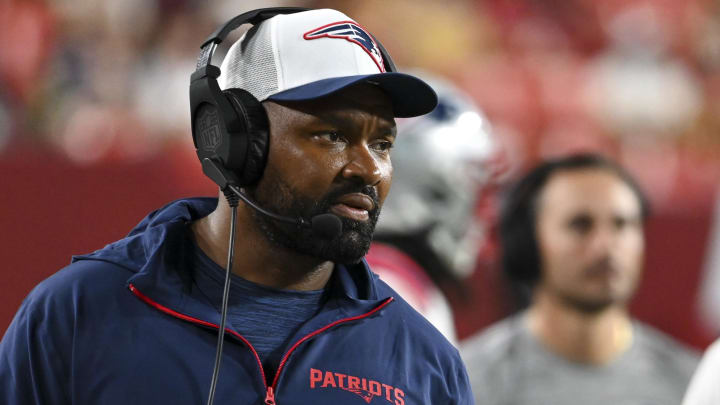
[
  {"xmin": 341, "ymin": 144, "xmax": 384, "ymax": 186},
  {"xmin": 589, "ymin": 226, "xmax": 618, "ymax": 257}
]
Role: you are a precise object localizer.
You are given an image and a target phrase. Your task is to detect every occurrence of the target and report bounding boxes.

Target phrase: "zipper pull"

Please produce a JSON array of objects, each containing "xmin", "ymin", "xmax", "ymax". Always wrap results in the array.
[{"xmin": 264, "ymin": 386, "xmax": 276, "ymax": 405}]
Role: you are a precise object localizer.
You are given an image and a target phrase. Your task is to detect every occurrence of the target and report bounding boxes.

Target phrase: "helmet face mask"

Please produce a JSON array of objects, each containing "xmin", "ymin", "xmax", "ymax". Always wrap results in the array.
[{"xmin": 376, "ymin": 73, "xmax": 496, "ymax": 278}]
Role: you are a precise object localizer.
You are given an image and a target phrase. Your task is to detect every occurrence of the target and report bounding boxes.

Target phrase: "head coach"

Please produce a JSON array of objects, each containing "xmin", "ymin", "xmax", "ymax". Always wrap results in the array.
[{"xmin": 0, "ymin": 8, "xmax": 473, "ymax": 405}]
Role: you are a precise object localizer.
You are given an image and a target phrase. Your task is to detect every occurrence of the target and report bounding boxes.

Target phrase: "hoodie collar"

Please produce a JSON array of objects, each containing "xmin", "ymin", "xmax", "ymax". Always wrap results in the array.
[{"xmin": 75, "ymin": 198, "xmax": 389, "ymax": 321}]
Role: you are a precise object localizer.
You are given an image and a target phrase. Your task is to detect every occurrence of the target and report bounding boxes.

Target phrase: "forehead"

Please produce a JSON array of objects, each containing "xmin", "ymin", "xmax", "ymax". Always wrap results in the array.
[
  {"xmin": 537, "ymin": 168, "xmax": 642, "ymax": 219},
  {"xmin": 265, "ymin": 84, "xmax": 395, "ymax": 126}
]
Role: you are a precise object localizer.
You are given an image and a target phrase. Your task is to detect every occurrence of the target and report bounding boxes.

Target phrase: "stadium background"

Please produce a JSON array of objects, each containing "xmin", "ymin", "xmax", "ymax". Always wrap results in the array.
[{"xmin": 1, "ymin": 0, "xmax": 719, "ymax": 350}]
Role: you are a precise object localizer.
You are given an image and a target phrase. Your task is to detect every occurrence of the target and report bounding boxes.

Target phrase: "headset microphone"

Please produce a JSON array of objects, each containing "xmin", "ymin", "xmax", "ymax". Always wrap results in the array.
[
  {"xmin": 226, "ymin": 184, "xmax": 343, "ymax": 239},
  {"xmin": 202, "ymin": 156, "xmax": 343, "ymax": 239},
  {"xmin": 310, "ymin": 213, "xmax": 344, "ymax": 239}
]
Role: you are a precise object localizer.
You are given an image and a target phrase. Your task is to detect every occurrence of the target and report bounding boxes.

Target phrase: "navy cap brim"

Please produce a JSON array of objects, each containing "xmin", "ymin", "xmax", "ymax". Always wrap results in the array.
[{"xmin": 266, "ymin": 72, "xmax": 438, "ymax": 118}]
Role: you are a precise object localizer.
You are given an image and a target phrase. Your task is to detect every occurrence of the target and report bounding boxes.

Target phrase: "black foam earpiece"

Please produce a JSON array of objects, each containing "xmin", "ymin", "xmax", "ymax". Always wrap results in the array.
[
  {"xmin": 222, "ymin": 88, "xmax": 269, "ymax": 185},
  {"xmin": 191, "ymin": 89, "xmax": 269, "ymax": 187}
]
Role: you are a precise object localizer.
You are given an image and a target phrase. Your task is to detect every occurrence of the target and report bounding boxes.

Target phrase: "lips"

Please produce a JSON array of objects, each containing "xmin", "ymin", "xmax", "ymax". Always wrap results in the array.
[
  {"xmin": 330, "ymin": 193, "xmax": 376, "ymax": 221},
  {"xmin": 334, "ymin": 193, "xmax": 375, "ymax": 211},
  {"xmin": 583, "ymin": 260, "xmax": 620, "ymax": 279}
]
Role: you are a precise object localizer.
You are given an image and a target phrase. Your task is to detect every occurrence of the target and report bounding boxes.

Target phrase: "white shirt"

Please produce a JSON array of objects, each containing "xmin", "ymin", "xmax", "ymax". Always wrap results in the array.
[{"xmin": 682, "ymin": 339, "xmax": 720, "ymax": 405}]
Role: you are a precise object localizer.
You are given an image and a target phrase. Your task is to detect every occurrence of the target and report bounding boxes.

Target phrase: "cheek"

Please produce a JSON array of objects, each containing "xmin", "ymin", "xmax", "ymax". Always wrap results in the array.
[
  {"xmin": 620, "ymin": 231, "xmax": 645, "ymax": 269},
  {"xmin": 537, "ymin": 226, "xmax": 586, "ymax": 284},
  {"xmin": 267, "ymin": 137, "xmax": 341, "ymax": 193},
  {"xmin": 537, "ymin": 228, "xmax": 563, "ymax": 279},
  {"xmin": 538, "ymin": 224, "xmax": 576, "ymax": 263},
  {"xmin": 377, "ymin": 161, "xmax": 392, "ymax": 205},
  {"xmin": 269, "ymin": 133, "xmax": 311, "ymax": 173}
]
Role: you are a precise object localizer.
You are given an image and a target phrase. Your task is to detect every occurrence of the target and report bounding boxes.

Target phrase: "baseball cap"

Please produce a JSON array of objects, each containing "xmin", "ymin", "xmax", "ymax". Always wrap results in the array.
[{"xmin": 218, "ymin": 9, "xmax": 437, "ymax": 118}]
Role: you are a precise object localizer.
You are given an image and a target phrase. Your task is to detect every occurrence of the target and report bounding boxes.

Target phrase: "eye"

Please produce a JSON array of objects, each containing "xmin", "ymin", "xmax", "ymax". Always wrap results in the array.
[
  {"xmin": 371, "ymin": 139, "xmax": 394, "ymax": 153},
  {"xmin": 313, "ymin": 131, "xmax": 344, "ymax": 143},
  {"xmin": 568, "ymin": 215, "xmax": 593, "ymax": 235},
  {"xmin": 614, "ymin": 216, "xmax": 640, "ymax": 230},
  {"xmin": 614, "ymin": 217, "xmax": 627, "ymax": 229}
]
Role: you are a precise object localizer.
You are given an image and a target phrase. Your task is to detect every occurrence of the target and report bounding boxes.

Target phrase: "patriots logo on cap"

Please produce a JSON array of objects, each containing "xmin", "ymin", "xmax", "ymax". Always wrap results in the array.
[{"xmin": 303, "ymin": 21, "xmax": 386, "ymax": 73}]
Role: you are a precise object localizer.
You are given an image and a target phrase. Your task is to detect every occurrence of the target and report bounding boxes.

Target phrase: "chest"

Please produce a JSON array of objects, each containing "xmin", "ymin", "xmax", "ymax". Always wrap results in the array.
[
  {"xmin": 69, "ymin": 307, "xmax": 437, "ymax": 405},
  {"xmin": 487, "ymin": 350, "xmax": 688, "ymax": 405}
]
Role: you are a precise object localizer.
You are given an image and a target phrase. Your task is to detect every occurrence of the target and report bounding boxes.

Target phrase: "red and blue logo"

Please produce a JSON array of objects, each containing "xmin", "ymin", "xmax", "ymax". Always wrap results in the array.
[{"xmin": 303, "ymin": 21, "xmax": 386, "ymax": 73}]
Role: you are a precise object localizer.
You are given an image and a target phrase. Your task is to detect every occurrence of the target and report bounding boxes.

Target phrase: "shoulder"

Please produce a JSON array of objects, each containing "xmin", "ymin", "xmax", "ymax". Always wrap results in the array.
[
  {"xmin": 355, "ymin": 277, "xmax": 474, "ymax": 403},
  {"xmin": 460, "ymin": 315, "xmax": 526, "ymax": 405},
  {"xmin": 33, "ymin": 258, "xmax": 133, "ymax": 299},
  {"xmin": 366, "ymin": 243, "xmax": 436, "ymax": 312},
  {"xmin": 2, "ymin": 258, "xmax": 133, "ymax": 352},
  {"xmin": 461, "ymin": 314, "xmax": 525, "ymax": 368},
  {"xmin": 375, "ymin": 277, "xmax": 450, "ymax": 340},
  {"xmin": 368, "ymin": 250, "xmax": 457, "ymax": 342},
  {"xmin": 633, "ymin": 321, "xmax": 700, "ymax": 378},
  {"xmin": 0, "ymin": 259, "xmax": 133, "ymax": 404},
  {"xmin": 374, "ymin": 275, "xmax": 463, "ymax": 361},
  {"xmin": 15, "ymin": 258, "xmax": 134, "ymax": 327}
]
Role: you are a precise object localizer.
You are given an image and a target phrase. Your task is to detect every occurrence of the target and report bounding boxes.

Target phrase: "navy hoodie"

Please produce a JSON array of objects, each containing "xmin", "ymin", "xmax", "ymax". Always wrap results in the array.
[{"xmin": 0, "ymin": 198, "xmax": 473, "ymax": 405}]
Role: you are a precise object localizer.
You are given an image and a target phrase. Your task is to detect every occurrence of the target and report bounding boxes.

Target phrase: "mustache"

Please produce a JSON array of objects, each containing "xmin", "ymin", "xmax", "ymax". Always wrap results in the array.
[
  {"xmin": 323, "ymin": 184, "xmax": 379, "ymax": 210},
  {"xmin": 583, "ymin": 257, "xmax": 619, "ymax": 277}
]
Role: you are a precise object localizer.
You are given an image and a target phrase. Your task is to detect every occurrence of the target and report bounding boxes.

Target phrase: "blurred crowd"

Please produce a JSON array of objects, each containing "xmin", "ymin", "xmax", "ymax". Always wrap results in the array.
[{"xmin": 2, "ymin": 0, "xmax": 720, "ymax": 211}]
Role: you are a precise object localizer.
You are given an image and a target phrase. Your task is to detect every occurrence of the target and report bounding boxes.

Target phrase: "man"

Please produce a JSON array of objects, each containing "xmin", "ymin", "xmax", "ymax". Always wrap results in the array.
[
  {"xmin": 366, "ymin": 73, "xmax": 497, "ymax": 344},
  {"xmin": 462, "ymin": 154, "xmax": 698, "ymax": 405},
  {"xmin": 0, "ymin": 9, "xmax": 472, "ymax": 405}
]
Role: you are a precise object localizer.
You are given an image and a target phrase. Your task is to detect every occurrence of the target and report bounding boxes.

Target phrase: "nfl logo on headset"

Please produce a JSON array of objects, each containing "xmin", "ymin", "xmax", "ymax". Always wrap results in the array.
[{"xmin": 197, "ymin": 107, "xmax": 221, "ymax": 152}]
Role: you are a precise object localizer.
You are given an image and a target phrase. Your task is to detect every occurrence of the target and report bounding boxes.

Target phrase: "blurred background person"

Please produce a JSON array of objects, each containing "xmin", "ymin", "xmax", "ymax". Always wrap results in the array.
[
  {"xmin": 461, "ymin": 154, "xmax": 699, "ymax": 405},
  {"xmin": 366, "ymin": 73, "xmax": 498, "ymax": 344}
]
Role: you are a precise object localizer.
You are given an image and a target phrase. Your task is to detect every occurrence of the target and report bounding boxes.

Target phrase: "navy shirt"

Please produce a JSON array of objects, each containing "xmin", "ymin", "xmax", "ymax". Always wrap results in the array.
[{"xmin": 191, "ymin": 238, "xmax": 328, "ymax": 382}]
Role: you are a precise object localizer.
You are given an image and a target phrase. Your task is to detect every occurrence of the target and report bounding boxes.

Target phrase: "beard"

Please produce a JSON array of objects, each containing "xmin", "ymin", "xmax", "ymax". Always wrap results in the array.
[
  {"xmin": 245, "ymin": 171, "xmax": 381, "ymax": 264},
  {"xmin": 556, "ymin": 291, "xmax": 615, "ymax": 314},
  {"xmin": 550, "ymin": 259, "xmax": 637, "ymax": 315}
]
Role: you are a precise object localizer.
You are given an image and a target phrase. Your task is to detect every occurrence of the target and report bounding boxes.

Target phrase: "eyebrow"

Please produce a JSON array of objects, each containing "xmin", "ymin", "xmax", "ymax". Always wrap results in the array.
[
  {"xmin": 309, "ymin": 110, "xmax": 396, "ymax": 133},
  {"xmin": 564, "ymin": 210, "xmax": 642, "ymax": 221}
]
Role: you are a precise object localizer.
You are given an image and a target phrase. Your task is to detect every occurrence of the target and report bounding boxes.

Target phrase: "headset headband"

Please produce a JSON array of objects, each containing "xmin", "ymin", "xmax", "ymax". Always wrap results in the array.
[
  {"xmin": 194, "ymin": 7, "xmax": 309, "ymax": 74},
  {"xmin": 192, "ymin": 7, "xmax": 396, "ymax": 79}
]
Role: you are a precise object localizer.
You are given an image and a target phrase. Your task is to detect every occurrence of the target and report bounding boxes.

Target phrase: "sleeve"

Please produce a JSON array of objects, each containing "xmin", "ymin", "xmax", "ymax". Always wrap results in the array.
[
  {"xmin": 455, "ymin": 359, "xmax": 476, "ymax": 405},
  {"xmin": 0, "ymin": 285, "xmax": 74, "ymax": 405},
  {"xmin": 682, "ymin": 339, "xmax": 720, "ymax": 405},
  {"xmin": 440, "ymin": 348, "xmax": 475, "ymax": 405}
]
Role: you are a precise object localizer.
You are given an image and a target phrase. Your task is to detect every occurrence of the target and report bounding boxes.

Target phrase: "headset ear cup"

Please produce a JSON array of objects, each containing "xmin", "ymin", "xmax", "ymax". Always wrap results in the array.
[{"xmin": 223, "ymin": 88, "xmax": 270, "ymax": 185}]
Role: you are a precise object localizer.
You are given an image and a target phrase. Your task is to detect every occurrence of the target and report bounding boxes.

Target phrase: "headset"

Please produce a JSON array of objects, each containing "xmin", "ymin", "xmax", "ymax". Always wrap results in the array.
[{"xmin": 189, "ymin": 7, "xmax": 398, "ymax": 191}]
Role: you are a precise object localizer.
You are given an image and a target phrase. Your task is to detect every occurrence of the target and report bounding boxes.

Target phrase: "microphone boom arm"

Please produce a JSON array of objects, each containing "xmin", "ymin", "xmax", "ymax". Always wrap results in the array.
[{"xmin": 227, "ymin": 185, "xmax": 309, "ymax": 227}]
